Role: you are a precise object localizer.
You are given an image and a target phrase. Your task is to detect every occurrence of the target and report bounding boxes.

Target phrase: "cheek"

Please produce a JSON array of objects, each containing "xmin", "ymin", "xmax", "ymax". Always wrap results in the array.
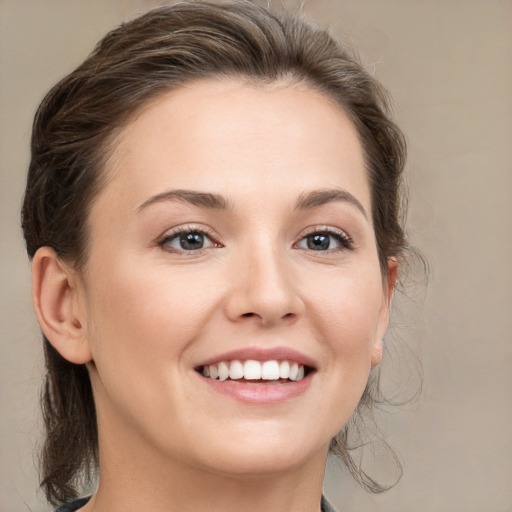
[
  {"xmin": 306, "ymin": 267, "xmax": 385, "ymax": 412},
  {"xmin": 82, "ymin": 257, "xmax": 225, "ymax": 441},
  {"xmin": 310, "ymin": 268, "xmax": 384, "ymax": 349},
  {"xmin": 84, "ymin": 258, "xmax": 216, "ymax": 377}
]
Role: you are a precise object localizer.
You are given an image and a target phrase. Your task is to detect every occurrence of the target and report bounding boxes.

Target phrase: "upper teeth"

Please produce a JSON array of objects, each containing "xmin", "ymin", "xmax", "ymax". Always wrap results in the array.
[{"xmin": 202, "ymin": 360, "xmax": 306, "ymax": 382}]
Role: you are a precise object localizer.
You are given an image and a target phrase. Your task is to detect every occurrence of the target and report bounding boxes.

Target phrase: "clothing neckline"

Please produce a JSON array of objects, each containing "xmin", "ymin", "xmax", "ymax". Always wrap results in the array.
[{"xmin": 56, "ymin": 495, "xmax": 337, "ymax": 512}]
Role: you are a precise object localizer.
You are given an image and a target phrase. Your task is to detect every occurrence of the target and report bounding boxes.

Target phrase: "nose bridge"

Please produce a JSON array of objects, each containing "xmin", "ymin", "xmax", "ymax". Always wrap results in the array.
[{"xmin": 226, "ymin": 233, "xmax": 303, "ymax": 325}]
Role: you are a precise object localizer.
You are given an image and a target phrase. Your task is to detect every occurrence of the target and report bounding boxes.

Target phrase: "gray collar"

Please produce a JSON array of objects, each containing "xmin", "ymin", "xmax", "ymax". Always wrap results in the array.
[{"xmin": 321, "ymin": 495, "xmax": 338, "ymax": 512}]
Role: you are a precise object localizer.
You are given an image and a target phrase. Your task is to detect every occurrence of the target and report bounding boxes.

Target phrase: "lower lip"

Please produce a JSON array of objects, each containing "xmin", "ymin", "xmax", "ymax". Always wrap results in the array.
[{"xmin": 200, "ymin": 374, "xmax": 313, "ymax": 405}]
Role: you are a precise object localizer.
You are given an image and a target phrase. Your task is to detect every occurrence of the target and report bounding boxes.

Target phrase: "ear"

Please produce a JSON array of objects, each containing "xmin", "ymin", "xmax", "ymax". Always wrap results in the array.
[
  {"xmin": 371, "ymin": 257, "xmax": 398, "ymax": 368},
  {"xmin": 32, "ymin": 247, "xmax": 92, "ymax": 364}
]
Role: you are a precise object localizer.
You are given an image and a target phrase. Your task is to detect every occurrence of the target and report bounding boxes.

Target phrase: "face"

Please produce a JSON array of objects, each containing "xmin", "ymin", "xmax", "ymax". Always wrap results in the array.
[{"xmin": 78, "ymin": 79, "xmax": 394, "ymax": 479}]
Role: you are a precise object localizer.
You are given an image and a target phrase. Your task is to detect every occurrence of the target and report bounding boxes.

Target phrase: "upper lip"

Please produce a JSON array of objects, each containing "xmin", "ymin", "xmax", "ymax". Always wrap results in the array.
[{"xmin": 196, "ymin": 346, "xmax": 317, "ymax": 369}]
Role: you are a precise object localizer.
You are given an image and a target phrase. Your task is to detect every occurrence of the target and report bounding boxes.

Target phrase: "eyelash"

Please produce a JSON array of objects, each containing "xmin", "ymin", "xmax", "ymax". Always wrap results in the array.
[
  {"xmin": 157, "ymin": 225, "xmax": 220, "ymax": 254},
  {"xmin": 295, "ymin": 226, "xmax": 354, "ymax": 252},
  {"xmin": 157, "ymin": 225, "xmax": 353, "ymax": 255}
]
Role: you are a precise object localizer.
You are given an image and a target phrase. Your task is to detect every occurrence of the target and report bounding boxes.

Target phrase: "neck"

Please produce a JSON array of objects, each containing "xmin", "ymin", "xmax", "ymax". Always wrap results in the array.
[{"xmin": 82, "ymin": 422, "xmax": 328, "ymax": 512}]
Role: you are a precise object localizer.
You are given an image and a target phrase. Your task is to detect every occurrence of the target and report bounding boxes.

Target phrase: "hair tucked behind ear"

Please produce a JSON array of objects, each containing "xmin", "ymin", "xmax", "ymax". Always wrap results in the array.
[{"xmin": 22, "ymin": 1, "xmax": 417, "ymax": 505}]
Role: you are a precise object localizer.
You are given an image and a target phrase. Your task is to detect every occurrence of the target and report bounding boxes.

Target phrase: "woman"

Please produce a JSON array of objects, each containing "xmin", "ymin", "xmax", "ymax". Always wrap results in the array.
[{"xmin": 22, "ymin": 2, "xmax": 410, "ymax": 511}]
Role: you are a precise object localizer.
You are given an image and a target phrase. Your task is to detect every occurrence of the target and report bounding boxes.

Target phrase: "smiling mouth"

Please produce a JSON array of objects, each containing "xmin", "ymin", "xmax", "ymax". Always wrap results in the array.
[{"xmin": 197, "ymin": 359, "xmax": 313, "ymax": 383}]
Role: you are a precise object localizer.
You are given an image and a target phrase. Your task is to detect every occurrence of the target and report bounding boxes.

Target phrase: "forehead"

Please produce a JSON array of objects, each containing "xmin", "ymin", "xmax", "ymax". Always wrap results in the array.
[{"xmin": 99, "ymin": 78, "xmax": 370, "ymax": 214}]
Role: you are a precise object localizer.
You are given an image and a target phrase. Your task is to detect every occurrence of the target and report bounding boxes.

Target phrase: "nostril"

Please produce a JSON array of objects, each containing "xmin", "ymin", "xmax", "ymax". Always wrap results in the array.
[{"xmin": 239, "ymin": 311, "xmax": 296, "ymax": 322}]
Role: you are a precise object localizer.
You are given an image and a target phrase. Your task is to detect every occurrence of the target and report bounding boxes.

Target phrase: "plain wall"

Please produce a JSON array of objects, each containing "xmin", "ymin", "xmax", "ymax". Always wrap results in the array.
[{"xmin": 1, "ymin": 1, "xmax": 511, "ymax": 511}]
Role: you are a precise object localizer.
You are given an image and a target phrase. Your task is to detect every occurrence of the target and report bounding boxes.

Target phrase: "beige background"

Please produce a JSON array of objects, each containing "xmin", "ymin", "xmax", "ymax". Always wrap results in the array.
[{"xmin": 1, "ymin": 1, "xmax": 511, "ymax": 511}]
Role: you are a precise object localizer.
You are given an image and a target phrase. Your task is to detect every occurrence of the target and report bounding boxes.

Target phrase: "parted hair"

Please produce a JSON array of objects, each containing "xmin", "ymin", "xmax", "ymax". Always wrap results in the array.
[{"xmin": 22, "ymin": 1, "xmax": 409, "ymax": 506}]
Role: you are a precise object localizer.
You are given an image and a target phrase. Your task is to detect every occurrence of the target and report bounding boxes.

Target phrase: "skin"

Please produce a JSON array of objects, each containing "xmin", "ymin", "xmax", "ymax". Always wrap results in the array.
[{"xmin": 32, "ymin": 78, "xmax": 396, "ymax": 512}]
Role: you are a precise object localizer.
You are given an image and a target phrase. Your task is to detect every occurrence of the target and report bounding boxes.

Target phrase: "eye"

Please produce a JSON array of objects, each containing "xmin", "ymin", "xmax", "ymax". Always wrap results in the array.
[
  {"xmin": 296, "ymin": 229, "xmax": 352, "ymax": 251},
  {"xmin": 159, "ymin": 228, "xmax": 217, "ymax": 252}
]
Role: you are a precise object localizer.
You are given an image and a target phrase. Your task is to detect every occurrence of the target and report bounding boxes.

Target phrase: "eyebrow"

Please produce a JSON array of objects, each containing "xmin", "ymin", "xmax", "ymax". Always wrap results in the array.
[
  {"xmin": 137, "ymin": 189, "xmax": 230, "ymax": 212},
  {"xmin": 295, "ymin": 188, "xmax": 368, "ymax": 219},
  {"xmin": 137, "ymin": 187, "xmax": 367, "ymax": 219}
]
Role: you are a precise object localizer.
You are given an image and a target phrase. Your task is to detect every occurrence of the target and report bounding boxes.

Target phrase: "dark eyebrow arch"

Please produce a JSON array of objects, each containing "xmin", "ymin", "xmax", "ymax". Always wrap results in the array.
[
  {"xmin": 295, "ymin": 188, "xmax": 368, "ymax": 219},
  {"xmin": 137, "ymin": 189, "xmax": 230, "ymax": 212}
]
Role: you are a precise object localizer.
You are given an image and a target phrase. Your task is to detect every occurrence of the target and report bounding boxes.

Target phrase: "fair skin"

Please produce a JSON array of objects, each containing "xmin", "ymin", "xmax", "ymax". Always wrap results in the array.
[{"xmin": 32, "ymin": 79, "xmax": 396, "ymax": 512}]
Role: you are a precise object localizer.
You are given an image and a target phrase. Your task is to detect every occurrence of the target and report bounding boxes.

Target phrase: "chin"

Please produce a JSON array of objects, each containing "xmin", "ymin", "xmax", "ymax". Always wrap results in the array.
[{"xmin": 185, "ymin": 426, "xmax": 329, "ymax": 479}]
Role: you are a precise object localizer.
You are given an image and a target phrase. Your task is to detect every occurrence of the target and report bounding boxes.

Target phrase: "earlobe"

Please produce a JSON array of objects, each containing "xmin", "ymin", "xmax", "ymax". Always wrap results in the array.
[
  {"xmin": 32, "ymin": 247, "xmax": 92, "ymax": 364},
  {"xmin": 370, "ymin": 339, "xmax": 383, "ymax": 368}
]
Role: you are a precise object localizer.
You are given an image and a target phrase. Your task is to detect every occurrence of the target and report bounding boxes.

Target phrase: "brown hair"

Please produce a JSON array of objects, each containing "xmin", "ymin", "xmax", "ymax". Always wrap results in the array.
[{"xmin": 22, "ymin": 1, "xmax": 410, "ymax": 505}]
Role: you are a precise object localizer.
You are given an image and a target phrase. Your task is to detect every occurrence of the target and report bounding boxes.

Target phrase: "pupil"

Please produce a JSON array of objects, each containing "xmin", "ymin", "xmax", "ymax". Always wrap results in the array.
[
  {"xmin": 308, "ymin": 233, "xmax": 330, "ymax": 251},
  {"xmin": 180, "ymin": 232, "xmax": 204, "ymax": 250}
]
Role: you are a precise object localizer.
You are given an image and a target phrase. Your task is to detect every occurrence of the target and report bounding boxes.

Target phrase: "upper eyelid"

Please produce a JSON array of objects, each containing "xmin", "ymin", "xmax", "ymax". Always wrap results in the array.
[
  {"xmin": 297, "ymin": 225, "xmax": 352, "ymax": 241},
  {"xmin": 157, "ymin": 224, "xmax": 221, "ymax": 247},
  {"xmin": 158, "ymin": 224, "xmax": 216, "ymax": 239}
]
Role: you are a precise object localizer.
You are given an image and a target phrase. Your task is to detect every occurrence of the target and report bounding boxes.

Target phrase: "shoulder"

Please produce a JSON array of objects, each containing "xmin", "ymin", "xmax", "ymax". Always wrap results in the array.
[{"xmin": 55, "ymin": 496, "xmax": 91, "ymax": 512}]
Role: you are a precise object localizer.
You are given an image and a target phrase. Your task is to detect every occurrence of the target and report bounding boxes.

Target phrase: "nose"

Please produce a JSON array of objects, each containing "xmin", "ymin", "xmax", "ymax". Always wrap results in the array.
[{"xmin": 224, "ymin": 244, "xmax": 304, "ymax": 327}]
